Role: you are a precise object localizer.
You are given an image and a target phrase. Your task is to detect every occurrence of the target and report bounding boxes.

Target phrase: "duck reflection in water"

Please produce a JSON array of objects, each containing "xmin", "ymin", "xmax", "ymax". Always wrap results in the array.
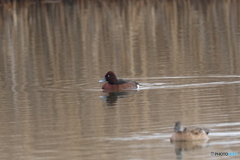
[
  {"xmin": 100, "ymin": 90, "xmax": 138, "ymax": 106},
  {"xmin": 170, "ymin": 121, "xmax": 210, "ymax": 159},
  {"xmin": 172, "ymin": 140, "xmax": 209, "ymax": 159}
]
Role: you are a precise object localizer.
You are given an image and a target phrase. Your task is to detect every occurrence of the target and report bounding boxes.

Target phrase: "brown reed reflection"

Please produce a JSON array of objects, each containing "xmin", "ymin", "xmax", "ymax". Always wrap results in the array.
[{"xmin": 0, "ymin": 0, "xmax": 240, "ymax": 84}]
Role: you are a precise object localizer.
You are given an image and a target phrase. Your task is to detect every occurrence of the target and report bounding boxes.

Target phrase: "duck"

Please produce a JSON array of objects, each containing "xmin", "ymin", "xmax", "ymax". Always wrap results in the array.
[
  {"xmin": 170, "ymin": 121, "xmax": 210, "ymax": 141},
  {"xmin": 99, "ymin": 71, "xmax": 139, "ymax": 90}
]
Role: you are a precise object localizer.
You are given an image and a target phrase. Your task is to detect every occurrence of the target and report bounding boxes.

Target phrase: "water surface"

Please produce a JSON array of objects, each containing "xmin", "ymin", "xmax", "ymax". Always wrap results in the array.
[{"xmin": 0, "ymin": 0, "xmax": 240, "ymax": 159}]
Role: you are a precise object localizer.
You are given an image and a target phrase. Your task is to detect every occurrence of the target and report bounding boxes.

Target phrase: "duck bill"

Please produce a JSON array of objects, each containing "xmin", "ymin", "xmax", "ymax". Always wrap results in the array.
[{"xmin": 98, "ymin": 77, "xmax": 106, "ymax": 83}]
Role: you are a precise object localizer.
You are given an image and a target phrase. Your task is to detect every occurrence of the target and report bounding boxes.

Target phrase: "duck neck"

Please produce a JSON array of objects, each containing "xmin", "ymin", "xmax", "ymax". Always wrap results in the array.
[{"xmin": 174, "ymin": 121, "xmax": 182, "ymax": 132}]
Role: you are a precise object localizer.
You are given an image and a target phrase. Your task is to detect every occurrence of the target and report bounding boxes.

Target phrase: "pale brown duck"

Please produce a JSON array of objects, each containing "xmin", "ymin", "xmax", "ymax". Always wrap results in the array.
[{"xmin": 170, "ymin": 121, "xmax": 210, "ymax": 141}]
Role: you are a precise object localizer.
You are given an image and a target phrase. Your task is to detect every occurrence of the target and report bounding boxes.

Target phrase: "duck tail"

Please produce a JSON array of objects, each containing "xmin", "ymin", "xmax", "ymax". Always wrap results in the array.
[{"xmin": 174, "ymin": 121, "xmax": 181, "ymax": 132}]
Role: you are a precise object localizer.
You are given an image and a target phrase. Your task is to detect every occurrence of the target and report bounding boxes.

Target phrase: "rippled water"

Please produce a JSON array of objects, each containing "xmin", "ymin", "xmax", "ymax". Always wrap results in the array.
[{"xmin": 0, "ymin": 0, "xmax": 240, "ymax": 159}]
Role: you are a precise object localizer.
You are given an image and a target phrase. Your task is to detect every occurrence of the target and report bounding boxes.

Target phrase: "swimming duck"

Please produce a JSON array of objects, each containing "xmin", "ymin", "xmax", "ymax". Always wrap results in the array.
[
  {"xmin": 170, "ymin": 121, "xmax": 210, "ymax": 141},
  {"xmin": 99, "ymin": 71, "xmax": 139, "ymax": 90}
]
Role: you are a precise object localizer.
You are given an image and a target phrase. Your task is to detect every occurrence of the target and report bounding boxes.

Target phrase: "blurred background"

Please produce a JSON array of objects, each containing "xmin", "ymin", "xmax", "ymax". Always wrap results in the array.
[{"xmin": 0, "ymin": 0, "xmax": 240, "ymax": 159}]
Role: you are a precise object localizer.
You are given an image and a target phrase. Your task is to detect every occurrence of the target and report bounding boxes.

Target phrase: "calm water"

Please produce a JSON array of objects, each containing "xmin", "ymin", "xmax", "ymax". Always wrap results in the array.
[{"xmin": 0, "ymin": 0, "xmax": 240, "ymax": 159}]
